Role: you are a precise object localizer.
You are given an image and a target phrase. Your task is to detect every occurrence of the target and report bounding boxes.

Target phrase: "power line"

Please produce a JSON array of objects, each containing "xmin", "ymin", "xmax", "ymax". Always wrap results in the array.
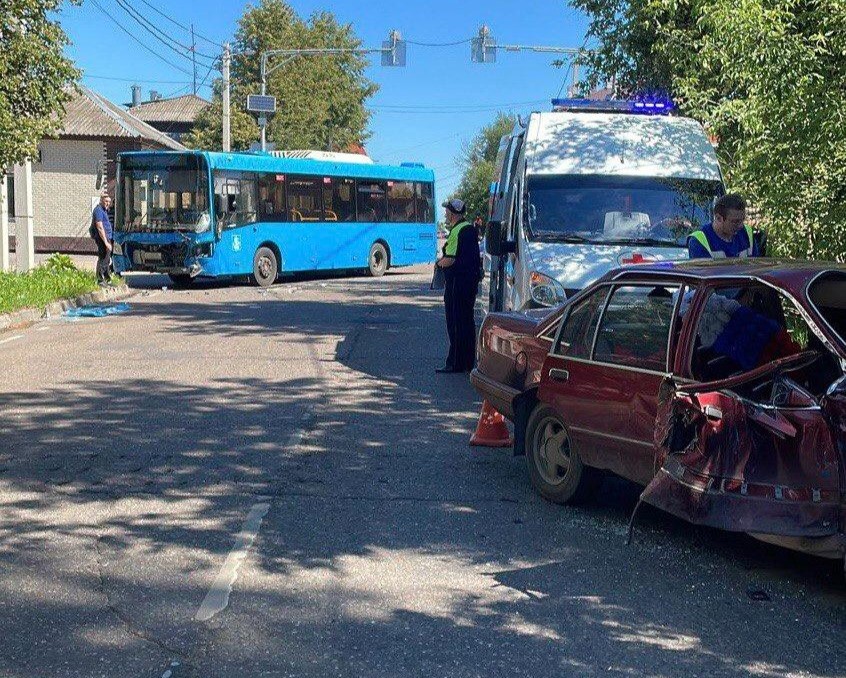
[
  {"xmin": 134, "ymin": 0, "xmax": 223, "ymax": 48},
  {"xmin": 88, "ymin": 0, "xmax": 195, "ymax": 77},
  {"xmin": 112, "ymin": 0, "xmax": 218, "ymax": 63},
  {"xmin": 373, "ymin": 98, "xmax": 546, "ymax": 111},
  {"xmin": 406, "ymin": 38, "xmax": 472, "ymax": 47},
  {"xmin": 82, "ymin": 74, "xmax": 204, "ymax": 85}
]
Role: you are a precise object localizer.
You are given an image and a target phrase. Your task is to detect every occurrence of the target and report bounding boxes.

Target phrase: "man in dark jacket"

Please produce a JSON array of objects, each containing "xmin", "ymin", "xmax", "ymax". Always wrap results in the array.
[{"xmin": 435, "ymin": 199, "xmax": 482, "ymax": 373}]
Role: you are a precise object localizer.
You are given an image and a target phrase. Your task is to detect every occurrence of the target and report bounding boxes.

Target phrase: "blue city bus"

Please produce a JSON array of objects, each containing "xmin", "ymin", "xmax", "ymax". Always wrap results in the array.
[{"xmin": 112, "ymin": 150, "xmax": 437, "ymax": 286}]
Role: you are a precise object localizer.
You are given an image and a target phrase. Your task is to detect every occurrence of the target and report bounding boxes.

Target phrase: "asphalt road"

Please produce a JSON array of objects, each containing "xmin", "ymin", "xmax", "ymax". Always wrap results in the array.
[{"xmin": 1, "ymin": 265, "xmax": 844, "ymax": 678}]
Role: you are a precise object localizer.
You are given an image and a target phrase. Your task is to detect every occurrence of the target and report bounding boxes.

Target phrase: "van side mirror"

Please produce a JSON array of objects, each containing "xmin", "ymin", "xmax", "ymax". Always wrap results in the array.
[{"xmin": 486, "ymin": 219, "xmax": 516, "ymax": 256}]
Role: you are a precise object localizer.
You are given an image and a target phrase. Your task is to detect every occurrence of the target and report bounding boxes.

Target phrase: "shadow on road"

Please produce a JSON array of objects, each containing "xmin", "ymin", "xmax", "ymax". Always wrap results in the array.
[{"xmin": 1, "ymin": 278, "xmax": 844, "ymax": 677}]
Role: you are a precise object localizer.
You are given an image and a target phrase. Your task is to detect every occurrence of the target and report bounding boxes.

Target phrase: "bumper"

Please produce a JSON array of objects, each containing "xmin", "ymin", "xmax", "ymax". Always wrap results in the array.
[
  {"xmin": 113, "ymin": 240, "xmax": 212, "ymax": 277},
  {"xmin": 470, "ymin": 369, "xmax": 520, "ymax": 420}
]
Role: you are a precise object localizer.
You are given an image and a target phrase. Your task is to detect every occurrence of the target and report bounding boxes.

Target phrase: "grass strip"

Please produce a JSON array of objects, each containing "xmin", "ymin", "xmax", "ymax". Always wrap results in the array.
[{"xmin": 0, "ymin": 254, "xmax": 100, "ymax": 315}]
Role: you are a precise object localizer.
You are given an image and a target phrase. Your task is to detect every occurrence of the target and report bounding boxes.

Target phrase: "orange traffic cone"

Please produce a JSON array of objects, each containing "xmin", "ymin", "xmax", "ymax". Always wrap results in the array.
[{"xmin": 469, "ymin": 400, "xmax": 514, "ymax": 448}]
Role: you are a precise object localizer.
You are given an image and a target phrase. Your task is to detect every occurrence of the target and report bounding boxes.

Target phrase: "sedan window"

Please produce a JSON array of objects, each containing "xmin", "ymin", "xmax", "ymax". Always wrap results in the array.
[
  {"xmin": 594, "ymin": 285, "xmax": 678, "ymax": 371},
  {"xmin": 554, "ymin": 287, "xmax": 609, "ymax": 358}
]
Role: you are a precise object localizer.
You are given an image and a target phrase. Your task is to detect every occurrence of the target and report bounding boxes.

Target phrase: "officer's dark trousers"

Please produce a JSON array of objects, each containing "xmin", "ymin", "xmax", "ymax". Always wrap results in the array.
[
  {"xmin": 94, "ymin": 237, "xmax": 111, "ymax": 283},
  {"xmin": 444, "ymin": 275, "xmax": 478, "ymax": 371}
]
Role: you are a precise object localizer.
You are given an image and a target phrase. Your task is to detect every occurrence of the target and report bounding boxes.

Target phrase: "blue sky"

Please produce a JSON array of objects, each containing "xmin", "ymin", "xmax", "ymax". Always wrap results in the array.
[{"xmin": 61, "ymin": 0, "xmax": 589, "ymax": 199}]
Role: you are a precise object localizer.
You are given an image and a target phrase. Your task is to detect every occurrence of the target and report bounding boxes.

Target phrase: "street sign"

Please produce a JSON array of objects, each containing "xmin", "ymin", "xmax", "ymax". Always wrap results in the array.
[{"xmin": 246, "ymin": 94, "xmax": 277, "ymax": 114}]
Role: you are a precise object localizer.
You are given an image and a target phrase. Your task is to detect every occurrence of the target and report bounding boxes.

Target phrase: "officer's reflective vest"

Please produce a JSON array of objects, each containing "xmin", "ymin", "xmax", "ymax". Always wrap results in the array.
[{"xmin": 689, "ymin": 224, "xmax": 755, "ymax": 258}]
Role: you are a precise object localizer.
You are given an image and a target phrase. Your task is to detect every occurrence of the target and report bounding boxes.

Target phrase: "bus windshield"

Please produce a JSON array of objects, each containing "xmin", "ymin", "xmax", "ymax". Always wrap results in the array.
[
  {"xmin": 525, "ymin": 175, "xmax": 723, "ymax": 246},
  {"xmin": 120, "ymin": 154, "xmax": 210, "ymax": 233}
]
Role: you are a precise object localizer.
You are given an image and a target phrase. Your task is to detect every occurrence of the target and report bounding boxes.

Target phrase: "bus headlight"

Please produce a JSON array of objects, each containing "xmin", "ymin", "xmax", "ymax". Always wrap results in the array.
[
  {"xmin": 112, "ymin": 241, "xmax": 123, "ymax": 256},
  {"xmin": 530, "ymin": 271, "xmax": 566, "ymax": 307}
]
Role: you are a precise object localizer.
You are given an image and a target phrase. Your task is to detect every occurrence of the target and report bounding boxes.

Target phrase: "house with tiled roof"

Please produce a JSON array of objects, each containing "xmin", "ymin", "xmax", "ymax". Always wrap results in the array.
[
  {"xmin": 128, "ymin": 90, "xmax": 209, "ymax": 143},
  {"xmin": 5, "ymin": 86, "xmax": 184, "ymax": 254}
]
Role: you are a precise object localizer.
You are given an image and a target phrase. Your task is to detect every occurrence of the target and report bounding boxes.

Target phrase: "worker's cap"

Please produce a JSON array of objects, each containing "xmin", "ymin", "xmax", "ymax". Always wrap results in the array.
[{"xmin": 442, "ymin": 198, "xmax": 466, "ymax": 215}]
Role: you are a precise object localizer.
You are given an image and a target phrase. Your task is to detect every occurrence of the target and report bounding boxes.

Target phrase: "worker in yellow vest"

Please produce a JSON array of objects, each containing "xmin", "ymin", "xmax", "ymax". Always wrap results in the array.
[{"xmin": 688, "ymin": 194, "xmax": 760, "ymax": 259}]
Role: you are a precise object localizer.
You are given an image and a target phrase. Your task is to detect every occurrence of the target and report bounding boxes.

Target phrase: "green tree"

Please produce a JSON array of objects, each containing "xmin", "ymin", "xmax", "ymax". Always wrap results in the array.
[
  {"xmin": 0, "ymin": 0, "xmax": 79, "ymax": 167},
  {"xmin": 452, "ymin": 113, "xmax": 517, "ymax": 221},
  {"xmin": 185, "ymin": 0, "xmax": 377, "ymax": 152},
  {"xmin": 570, "ymin": 0, "xmax": 846, "ymax": 261}
]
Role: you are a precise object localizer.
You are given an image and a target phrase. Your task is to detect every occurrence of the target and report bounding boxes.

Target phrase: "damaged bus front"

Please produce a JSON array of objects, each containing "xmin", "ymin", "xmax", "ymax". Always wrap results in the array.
[{"xmin": 113, "ymin": 152, "xmax": 215, "ymax": 285}]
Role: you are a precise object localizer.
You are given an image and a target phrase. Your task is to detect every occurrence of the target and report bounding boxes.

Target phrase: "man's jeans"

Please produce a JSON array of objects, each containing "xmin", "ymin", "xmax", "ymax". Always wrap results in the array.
[{"xmin": 94, "ymin": 237, "xmax": 111, "ymax": 283}]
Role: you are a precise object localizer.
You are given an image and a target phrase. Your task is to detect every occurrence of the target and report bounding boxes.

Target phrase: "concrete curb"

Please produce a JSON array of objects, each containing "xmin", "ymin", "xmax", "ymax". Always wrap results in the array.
[{"xmin": 0, "ymin": 284, "xmax": 136, "ymax": 332}]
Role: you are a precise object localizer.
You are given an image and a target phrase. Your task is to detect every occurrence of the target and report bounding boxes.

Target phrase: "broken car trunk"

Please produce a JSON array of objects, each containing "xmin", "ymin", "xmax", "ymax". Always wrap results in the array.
[{"xmin": 643, "ymin": 353, "xmax": 842, "ymax": 547}]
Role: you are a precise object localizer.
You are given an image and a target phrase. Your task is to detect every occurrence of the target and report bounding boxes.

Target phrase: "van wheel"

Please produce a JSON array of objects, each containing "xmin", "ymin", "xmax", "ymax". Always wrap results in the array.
[
  {"xmin": 253, "ymin": 247, "xmax": 278, "ymax": 287},
  {"xmin": 367, "ymin": 243, "xmax": 388, "ymax": 277},
  {"xmin": 525, "ymin": 404, "xmax": 599, "ymax": 504}
]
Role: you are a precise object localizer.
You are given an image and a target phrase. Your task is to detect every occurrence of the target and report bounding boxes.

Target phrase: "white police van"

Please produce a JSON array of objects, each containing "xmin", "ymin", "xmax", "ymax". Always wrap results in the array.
[{"xmin": 485, "ymin": 98, "xmax": 725, "ymax": 311}]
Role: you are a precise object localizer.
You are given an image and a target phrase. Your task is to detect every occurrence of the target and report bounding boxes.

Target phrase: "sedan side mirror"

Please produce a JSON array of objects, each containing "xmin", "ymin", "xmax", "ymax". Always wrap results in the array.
[{"xmin": 486, "ymin": 219, "xmax": 516, "ymax": 256}]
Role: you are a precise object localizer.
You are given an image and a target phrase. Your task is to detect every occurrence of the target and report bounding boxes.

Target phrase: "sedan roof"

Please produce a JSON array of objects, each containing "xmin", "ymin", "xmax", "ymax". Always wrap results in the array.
[{"xmin": 612, "ymin": 258, "xmax": 846, "ymax": 298}]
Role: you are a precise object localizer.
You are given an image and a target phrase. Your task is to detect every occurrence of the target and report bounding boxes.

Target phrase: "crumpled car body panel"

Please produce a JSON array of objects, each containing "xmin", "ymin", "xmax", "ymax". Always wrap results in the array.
[{"xmin": 645, "ymin": 369, "xmax": 842, "ymax": 539}]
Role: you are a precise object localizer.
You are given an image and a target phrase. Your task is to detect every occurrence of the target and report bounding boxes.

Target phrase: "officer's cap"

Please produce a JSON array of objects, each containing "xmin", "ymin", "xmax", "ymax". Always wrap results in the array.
[{"xmin": 442, "ymin": 198, "xmax": 466, "ymax": 215}]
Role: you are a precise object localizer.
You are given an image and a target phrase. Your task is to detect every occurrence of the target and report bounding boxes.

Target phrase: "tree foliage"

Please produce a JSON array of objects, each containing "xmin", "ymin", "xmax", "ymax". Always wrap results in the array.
[
  {"xmin": 185, "ymin": 0, "xmax": 377, "ymax": 152},
  {"xmin": 570, "ymin": 0, "xmax": 846, "ymax": 261},
  {"xmin": 0, "ymin": 0, "xmax": 79, "ymax": 167},
  {"xmin": 452, "ymin": 113, "xmax": 518, "ymax": 222}
]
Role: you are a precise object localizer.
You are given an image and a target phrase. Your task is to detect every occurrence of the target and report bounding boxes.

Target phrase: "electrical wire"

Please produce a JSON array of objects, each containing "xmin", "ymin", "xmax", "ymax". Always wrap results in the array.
[
  {"xmin": 405, "ymin": 38, "xmax": 472, "ymax": 47},
  {"xmin": 133, "ymin": 0, "xmax": 224, "ymax": 49},
  {"xmin": 112, "ymin": 0, "xmax": 218, "ymax": 63},
  {"xmin": 83, "ymin": 74, "xmax": 197, "ymax": 85},
  {"xmin": 88, "ymin": 0, "xmax": 195, "ymax": 77}
]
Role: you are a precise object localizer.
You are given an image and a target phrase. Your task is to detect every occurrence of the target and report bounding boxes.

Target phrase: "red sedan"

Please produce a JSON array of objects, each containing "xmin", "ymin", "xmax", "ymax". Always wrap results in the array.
[{"xmin": 471, "ymin": 260, "xmax": 846, "ymax": 560}]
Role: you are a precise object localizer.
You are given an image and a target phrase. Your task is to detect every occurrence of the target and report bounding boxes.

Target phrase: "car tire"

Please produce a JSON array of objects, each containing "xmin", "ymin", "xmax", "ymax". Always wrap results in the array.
[
  {"xmin": 367, "ymin": 242, "xmax": 388, "ymax": 277},
  {"xmin": 525, "ymin": 403, "xmax": 599, "ymax": 505},
  {"xmin": 252, "ymin": 246, "xmax": 278, "ymax": 287},
  {"xmin": 168, "ymin": 273, "xmax": 193, "ymax": 287}
]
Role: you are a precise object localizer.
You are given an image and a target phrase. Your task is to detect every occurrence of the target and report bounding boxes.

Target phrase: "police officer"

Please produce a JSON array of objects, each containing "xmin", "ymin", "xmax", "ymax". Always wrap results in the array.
[
  {"xmin": 688, "ymin": 193, "xmax": 760, "ymax": 259},
  {"xmin": 435, "ymin": 199, "xmax": 482, "ymax": 374}
]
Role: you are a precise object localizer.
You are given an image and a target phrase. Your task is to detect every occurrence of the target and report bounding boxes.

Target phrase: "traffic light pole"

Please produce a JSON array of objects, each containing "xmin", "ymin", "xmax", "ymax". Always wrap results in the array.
[{"xmin": 258, "ymin": 31, "xmax": 405, "ymax": 151}]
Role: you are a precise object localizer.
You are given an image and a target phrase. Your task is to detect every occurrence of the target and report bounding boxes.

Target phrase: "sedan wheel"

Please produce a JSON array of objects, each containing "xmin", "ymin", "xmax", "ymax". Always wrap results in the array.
[{"xmin": 525, "ymin": 404, "xmax": 599, "ymax": 505}]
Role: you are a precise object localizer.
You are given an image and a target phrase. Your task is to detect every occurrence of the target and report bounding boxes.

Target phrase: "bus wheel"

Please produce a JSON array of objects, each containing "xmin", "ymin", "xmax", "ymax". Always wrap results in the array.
[
  {"xmin": 367, "ymin": 242, "xmax": 388, "ymax": 277},
  {"xmin": 253, "ymin": 247, "xmax": 278, "ymax": 287},
  {"xmin": 168, "ymin": 273, "xmax": 193, "ymax": 287}
]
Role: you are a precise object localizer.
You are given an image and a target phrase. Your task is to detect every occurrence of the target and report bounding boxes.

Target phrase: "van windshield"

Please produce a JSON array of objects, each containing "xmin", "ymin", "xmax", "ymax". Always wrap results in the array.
[{"xmin": 525, "ymin": 175, "xmax": 723, "ymax": 246}]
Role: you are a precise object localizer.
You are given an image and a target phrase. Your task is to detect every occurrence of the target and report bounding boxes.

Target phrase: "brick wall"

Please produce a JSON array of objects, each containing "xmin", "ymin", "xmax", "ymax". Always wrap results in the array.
[{"xmin": 33, "ymin": 139, "xmax": 106, "ymax": 243}]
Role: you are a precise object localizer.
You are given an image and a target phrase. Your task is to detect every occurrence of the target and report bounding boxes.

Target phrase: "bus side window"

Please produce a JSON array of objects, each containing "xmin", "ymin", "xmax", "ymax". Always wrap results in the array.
[
  {"xmin": 257, "ymin": 173, "xmax": 287, "ymax": 221},
  {"xmin": 287, "ymin": 176, "xmax": 323, "ymax": 222},
  {"xmin": 414, "ymin": 182, "xmax": 434, "ymax": 223},
  {"xmin": 213, "ymin": 172, "xmax": 256, "ymax": 228},
  {"xmin": 324, "ymin": 177, "xmax": 356, "ymax": 222},
  {"xmin": 356, "ymin": 180, "xmax": 387, "ymax": 223},
  {"xmin": 387, "ymin": 181, "xmax": 416, "ymax": 223}
]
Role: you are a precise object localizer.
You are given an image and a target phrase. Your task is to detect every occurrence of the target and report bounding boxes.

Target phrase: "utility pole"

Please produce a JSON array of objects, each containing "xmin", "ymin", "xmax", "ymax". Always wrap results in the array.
[
  {"xmin": 191, "ymin": 24, "xmax": 197, "ymax": 96},
  {"xmin": 222, "ymin": 42, "xmax": 231, "ymax": 152},
  {"xmin": 0, "ymin": 172, "xmax": 9, "ymax": 272}
]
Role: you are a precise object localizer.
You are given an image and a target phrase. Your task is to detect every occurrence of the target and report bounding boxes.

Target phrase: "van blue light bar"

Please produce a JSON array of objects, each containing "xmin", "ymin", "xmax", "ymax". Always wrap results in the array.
[{"xmin": 551, "ymin": 97, "xmax": 675, "ymax": 115}]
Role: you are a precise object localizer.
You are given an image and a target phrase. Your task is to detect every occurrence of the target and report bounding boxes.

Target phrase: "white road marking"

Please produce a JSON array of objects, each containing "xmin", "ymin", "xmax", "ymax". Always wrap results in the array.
[
  {"xmin": 195, "ymin": 499, "xmax": 271, "ymax": 622},
  {"xmin": 0, "ymin": 335, "xmax": 23, "ymax": 345},
  {"xmin": 35, "ymin": 326, "xmax": 50, "ymax": 332}
]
